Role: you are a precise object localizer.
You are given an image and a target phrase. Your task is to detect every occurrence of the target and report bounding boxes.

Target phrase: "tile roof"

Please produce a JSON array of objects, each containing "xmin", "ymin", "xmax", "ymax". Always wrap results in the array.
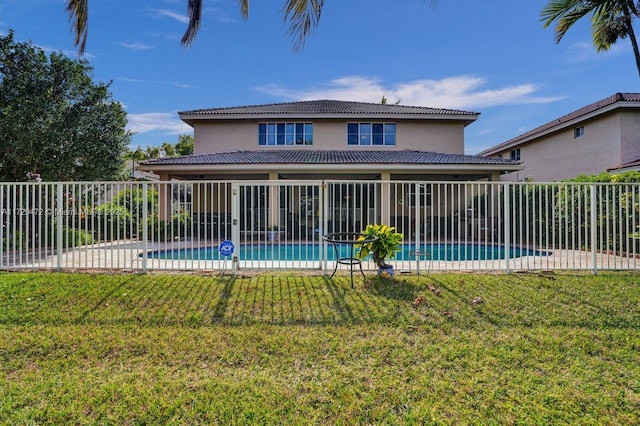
[
  {"xmin": 479, "ymin": 93, "xmax": 640, "ymax": 156},
  {"xmin": 179, "ymin": 99, "xmax": 478, "ymax": 118},
  {"xmin": 608, "ymin": 157, "xmax": 640, "ymax": 172},
  {"xmin": 142, "ymin": 150, "xmax": 519, "ymax": 167}
]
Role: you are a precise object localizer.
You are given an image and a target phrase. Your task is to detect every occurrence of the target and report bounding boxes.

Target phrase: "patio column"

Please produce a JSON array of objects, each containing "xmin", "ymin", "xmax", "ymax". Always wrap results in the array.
[
  {"xmin": 157, "ymin": 173, "xmax": 170, "ymax": 221},
  {"xmin": 380, "ymin": 172, "xmax": 391, "ymax": 225},
  {"xmin": 268, "ymin": 172, "xmax": 280, "ymax": 228}
]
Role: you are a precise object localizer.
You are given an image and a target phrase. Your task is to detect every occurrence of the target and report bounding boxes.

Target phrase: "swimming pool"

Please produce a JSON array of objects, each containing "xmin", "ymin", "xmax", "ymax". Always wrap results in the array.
[{"xmin": 146, "ymin": 243, "xmax": 549, "ymax": 262}]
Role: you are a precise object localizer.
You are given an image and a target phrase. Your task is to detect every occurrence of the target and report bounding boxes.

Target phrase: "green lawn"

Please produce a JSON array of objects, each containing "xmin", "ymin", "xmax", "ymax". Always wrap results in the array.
[{"xmin": 1, "ymin": 270, "xmax": 639, "ymax": 424}]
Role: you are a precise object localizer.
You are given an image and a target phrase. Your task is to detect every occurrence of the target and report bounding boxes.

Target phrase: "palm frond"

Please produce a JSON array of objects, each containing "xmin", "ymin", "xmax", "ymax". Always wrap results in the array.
[
  {"xmin": 592, "ymin": 2, "xmax": 634, "ymax": 50},
  {"xmin": 239, "ymin": 0, "xmax": 249, "ymax": 19},
  {"xmin": 541, "ymin": 0, "xmax": 598, "ymax": 43},
  {"xmin": 66, "ymin": 0, "xmax": 89, "ymax": 55},
  {"xmin": 282, "ymin": 0, "xmax": 325, "ymax": 51},
  {"xmin": 181, "ymin": 0, "xmax": 203, "ymax": 47}
]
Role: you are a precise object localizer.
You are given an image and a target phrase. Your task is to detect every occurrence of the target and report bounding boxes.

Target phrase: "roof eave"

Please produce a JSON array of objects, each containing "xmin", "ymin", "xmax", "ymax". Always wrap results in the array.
[{"xmin": 139, "ymin": 162, "xmax": 521, "ymax": 173}]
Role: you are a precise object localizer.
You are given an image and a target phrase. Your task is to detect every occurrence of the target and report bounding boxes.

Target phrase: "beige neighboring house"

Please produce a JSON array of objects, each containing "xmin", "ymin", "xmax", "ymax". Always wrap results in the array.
[
  {"xmin": 140, "ymin": 99, "xmax": 521, "ymax": 182},
  {"xmin": 479, "ymin": 93, "xmax": 640, "ymax": 182}
]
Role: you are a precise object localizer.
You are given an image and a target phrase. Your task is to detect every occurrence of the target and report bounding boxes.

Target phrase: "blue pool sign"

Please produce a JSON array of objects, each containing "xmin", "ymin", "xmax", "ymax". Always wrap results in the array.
[{"xmin": 218, "ymin": 240, "xmax": 235, "ymax": 257}]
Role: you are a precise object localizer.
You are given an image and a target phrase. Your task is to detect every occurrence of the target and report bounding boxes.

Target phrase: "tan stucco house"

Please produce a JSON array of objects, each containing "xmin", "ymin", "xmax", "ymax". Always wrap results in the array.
[
  {"xmin": 479, "ymin": 93, "xmax": 640, "ymax": 182},
  {"xmin": 141, "ymin": 99, "xmax": 520, "ymax": 182},
  {"xmin": 139, "ymin": 100, "xmax": 521, "ymax": 237}
]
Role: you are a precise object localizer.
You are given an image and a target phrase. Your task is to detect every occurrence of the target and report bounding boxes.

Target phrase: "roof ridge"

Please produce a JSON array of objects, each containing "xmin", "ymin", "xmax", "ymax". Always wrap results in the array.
[{"xmin": 179, "ymin": 99, "xmax": 480, "ymax": 116}]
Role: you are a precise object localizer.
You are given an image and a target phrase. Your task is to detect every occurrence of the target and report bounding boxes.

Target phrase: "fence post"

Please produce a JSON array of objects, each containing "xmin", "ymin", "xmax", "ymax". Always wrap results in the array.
[
  {"xmin": 56, "ymin": 182, "xmax": 63, "ymax": 271},
  {"xmin": 591, "ymin": 184, "xmax": 597, "ymax": 275},
  {"xmin": 142, "ymin": 182, "xmax": 148, "ymax": 273},
  {"xmin": 231, "ymin": 182, "xmax": 240, "ymax": 275},
  {"xmin": 503, "ymin": 183, "xmax": 511, "ymax": 275},
  {"xmin": 0, "ymin": 185, "xmax": 3, "ymax": 268},
  {"xmin": 322, "ymin": 182, "xmax": 329, "ymax": 275}
]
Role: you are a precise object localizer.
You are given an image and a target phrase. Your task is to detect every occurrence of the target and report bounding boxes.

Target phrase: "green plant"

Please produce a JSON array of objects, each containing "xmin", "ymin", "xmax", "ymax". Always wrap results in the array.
[
  {"xmin": 92, "ymin": 204, "xmax": 133, "ymax": 240},
  {"xmin": 172, "ymin": 210, "xmax": 192, "ymax": 237},
  {"xmin": 48, "ymin": 226, "xmax": 95, "ymax": 247},
  {"xmin": 357, "ymin": 224, "xmax": 403, "ymax": 268}
]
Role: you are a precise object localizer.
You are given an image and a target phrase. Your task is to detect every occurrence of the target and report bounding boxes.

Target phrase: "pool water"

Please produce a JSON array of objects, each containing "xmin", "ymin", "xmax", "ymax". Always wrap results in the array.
[{"xmin": 147, "ymin": 243, "xmax": 549, "ymax": 262}]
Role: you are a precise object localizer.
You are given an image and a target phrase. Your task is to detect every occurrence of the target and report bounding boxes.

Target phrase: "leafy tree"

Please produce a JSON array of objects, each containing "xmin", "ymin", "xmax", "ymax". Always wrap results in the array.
[
  {"xmin": 175, "ymin": 134, "xmax": 194, "ymax": 156},
  {"xmin": 145, "ymin": 146, "xmax": 162, "ymax": 159},
  {"xmin": 124, "ymin": 134, "xmax": 194, "ymax": 161},
  {"xmin": 66, "ymin": 0, "xmax": 436, "ymax": 55},
  {"xmin": 0, "ymin": 31, "xmax": 131, "ymax": 181},
  {"xmin": 541, "ymin": 0, "xmax": 640, "ymax": 77},
  {"xmin": 161, "ymin": 142, "xmax": 176, "ymax": 157},
  {"xmin": 126, "ymin": 147, "xmax": 147, "ymax": 161}
]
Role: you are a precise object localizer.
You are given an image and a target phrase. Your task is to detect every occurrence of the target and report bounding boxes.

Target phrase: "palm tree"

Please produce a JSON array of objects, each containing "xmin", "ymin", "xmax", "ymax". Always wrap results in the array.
[
  {"xmin": 541, "ymin": 0, "xmax": 640, "ymax": 78},
  {"xmin": 66, "ymin": 0, "xmax": 325, "ymax": 55},
  {"xmin": 66, "ymin": 0, "xmax": 434, "ymax": 55}
]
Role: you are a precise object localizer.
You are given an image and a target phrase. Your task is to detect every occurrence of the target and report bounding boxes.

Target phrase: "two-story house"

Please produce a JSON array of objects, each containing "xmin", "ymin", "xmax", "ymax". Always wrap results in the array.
[
  {"xmin": 139, "ymin": 99, "xmax": 521, "ymax": 237},
  {"xmin": 142, "ymin": 99, "xmax": 520, "ymax": 181},
  {"xmin": 479, "ymin": 93, "xmax": 640, "ymax": 182}
]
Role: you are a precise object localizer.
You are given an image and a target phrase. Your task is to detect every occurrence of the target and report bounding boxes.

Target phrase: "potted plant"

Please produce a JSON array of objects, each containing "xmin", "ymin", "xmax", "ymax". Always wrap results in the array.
[
  {"xmin": 357, "ymin": 224, "xmax": 403, "ymax": 278},
  {"xmin": 266, "ymin": 225, "xmax": 279, "ymax": 241}
]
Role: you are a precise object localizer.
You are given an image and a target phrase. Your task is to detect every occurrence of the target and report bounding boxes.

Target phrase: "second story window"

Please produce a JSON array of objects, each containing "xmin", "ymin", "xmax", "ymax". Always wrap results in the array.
[
  {"xmin": 347, "ymin": 123, "xmax": 396, "ymax": 146},
  {"xmin": 510, "ymin": 148, "xmax": 521, "ymax": 161},
  {"xmin": 574, "ymin": 126, "xmax": 585, "ymax": 138},
  {"xmin": 258, "ymin": 123, "xmax": 313, "ymax": 146}
]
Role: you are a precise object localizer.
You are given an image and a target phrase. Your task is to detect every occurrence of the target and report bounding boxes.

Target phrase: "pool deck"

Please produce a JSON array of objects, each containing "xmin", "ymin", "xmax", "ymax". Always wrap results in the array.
[{"xmin": 4, "ymin": 238, "xmax": 638, "ymax": 273}]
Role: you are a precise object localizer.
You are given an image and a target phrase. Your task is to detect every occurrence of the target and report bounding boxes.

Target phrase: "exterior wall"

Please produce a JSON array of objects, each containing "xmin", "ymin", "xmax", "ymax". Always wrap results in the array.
[
  {"xmin": 620, "ymin": 111, "xmax": 640, "ymax": 165},
  {"xmin": 497, "ymin": 113, "xmax": 623, "ymax": 182},
  {"xmin": 194, "ymin": 119, "xmax": 465, "ymax": 154}
]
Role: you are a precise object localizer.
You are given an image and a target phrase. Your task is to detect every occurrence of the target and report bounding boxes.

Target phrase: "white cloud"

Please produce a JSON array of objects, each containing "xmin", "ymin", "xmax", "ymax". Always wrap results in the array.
[
  {"xmin": 567, "ymin": 42, "xmax": 596, "ymax": 63},
  {"xmin": 567, "ymin": 40, "xmax": 629, "ymax": 63},
  {"xmin": 256, "ymin": 75, "xmax": 564, "ymax": 111},
  {"xmin": 119, "ymin": 41, "xmax": 155, "ymax": 51},
  {"xmin": 38, "ymin": 44, "xmax": 96, "ymax": 59},
  {"xmin": 205, "ymin": 7, "xmax": 239, "ymax": 23},
  {"xmin": 152, "ymin": 9, "xmax": 190, "ymax": 24},
  {"xmin": 127, "ymin": 112, "xmax": 192, "ymax": 135},
  {"xmin": 173, "ymin": 83, "xmax": 194, "ymax": 88},
  {"xmin": 119, "ymin": 77, "xmax": 193, "ymax": 89}
]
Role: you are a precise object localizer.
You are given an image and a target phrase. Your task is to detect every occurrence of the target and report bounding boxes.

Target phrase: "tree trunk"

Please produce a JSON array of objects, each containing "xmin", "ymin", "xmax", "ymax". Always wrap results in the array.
[{"xmin": 623, "ymin": 10, "xmax": 640, "ymax": 78}]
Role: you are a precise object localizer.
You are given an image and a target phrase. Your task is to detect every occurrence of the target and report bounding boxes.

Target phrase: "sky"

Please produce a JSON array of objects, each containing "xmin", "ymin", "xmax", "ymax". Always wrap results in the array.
[{"xmin": 0, "ymin": 0, "xmax": 638, "ymax": 154}]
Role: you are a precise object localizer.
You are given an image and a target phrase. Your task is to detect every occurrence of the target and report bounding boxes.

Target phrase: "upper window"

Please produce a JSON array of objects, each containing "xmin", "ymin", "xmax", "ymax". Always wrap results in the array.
[
  {"xmin": 258, "ymin": 123, "xmax": 313, "ymax": 146},
  {"xmin": 510, "ymin": 148, "xmax": 521, "ymax": 161},
  {"xmin": 574, "ymin": 126, "xmax": 585, "ymax": 138},
  {"xmin": 347, "ymin": 123, "xmax": 396, "ymax": 146}
]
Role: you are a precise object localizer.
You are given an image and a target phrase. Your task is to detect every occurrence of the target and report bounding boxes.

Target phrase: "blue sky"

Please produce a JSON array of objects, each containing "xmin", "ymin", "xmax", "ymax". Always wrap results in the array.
[{"xmin": 0, "ymin": 0, "xmax": 637, "ymax": 154}]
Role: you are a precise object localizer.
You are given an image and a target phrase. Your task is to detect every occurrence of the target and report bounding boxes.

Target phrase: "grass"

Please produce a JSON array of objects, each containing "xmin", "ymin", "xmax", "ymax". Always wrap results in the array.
[{"xmin": 1, "ymin": 270, "xmax": 639, "ymax": 424}]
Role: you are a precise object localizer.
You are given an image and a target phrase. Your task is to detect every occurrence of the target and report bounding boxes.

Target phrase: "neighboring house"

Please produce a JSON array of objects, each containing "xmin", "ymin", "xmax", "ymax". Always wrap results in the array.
[
  {"xmin": 128, "ymin": 161, "xmax": 159, "ymax": 181},
  {"xmin": 479, "ymin": 93, "xmax": 640, "ymax": 182},
  {"xmin": 139, "ymin": 99, "xmax": 521, "ymax": 236}
]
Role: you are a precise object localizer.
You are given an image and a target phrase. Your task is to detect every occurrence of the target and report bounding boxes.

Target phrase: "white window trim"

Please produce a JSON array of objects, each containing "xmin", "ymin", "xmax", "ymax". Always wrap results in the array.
[{"xmin": 347, "ymin": 122, "xmax": 396, "ymax": 146}]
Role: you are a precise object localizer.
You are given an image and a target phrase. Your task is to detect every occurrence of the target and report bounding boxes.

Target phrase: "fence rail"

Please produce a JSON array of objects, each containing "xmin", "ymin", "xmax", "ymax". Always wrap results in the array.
[{"xmin": 1, "ymin": 180, "xmax": 638, "ymax": 273}]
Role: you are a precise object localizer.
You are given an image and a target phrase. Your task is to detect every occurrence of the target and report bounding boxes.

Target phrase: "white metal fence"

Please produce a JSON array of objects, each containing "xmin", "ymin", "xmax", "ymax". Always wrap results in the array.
[{"xmin": 1, "ymin": 180, "xmax": 638, "ymax": 273}]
